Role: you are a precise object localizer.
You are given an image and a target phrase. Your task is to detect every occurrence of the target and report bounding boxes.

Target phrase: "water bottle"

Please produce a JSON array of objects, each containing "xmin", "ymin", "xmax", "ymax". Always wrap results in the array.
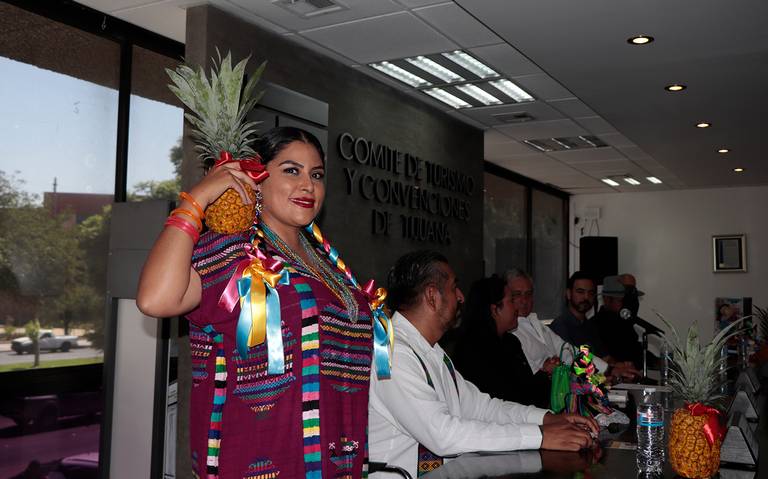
[
  {"xmin": 719, "ymin": 344, "xmax": 729, "ymax": 395},
  {"xmin": 636, "ymin": 388, "xmax": 664, "ymax": 476},
  {"xmin": 660, "ymin": 340, "xmax": 671, "ymax": 387},
  {"xmin": 738, "ymin": 336, "xmax": 749, "ymax": 370}
]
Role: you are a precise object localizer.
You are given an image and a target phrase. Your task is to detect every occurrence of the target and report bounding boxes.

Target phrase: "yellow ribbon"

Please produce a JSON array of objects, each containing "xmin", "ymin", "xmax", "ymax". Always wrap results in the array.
[{"xmin": 241, "ymin": 261, "xmax": 284, "ymax": 348}]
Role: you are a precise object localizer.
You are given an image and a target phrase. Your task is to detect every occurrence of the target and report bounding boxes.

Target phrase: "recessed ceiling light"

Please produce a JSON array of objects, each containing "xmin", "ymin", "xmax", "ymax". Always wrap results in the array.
[
  {"xmin": 455, "ymin": 84, "xmax": 502, "ymax": 105},
  {"xmin": 370, "ymin": 61, "xmax": 431, "ymax": 88},
  {"xmin": 734, "ymin": 167, "xmax": 744, "ymax": 173},
  {"xmin": 423, "ymin": 87, "xmax": 471, "ymax": 109},
  {"xmin": 696, "ymin": 122, "xmax": 711, "ymax": 128},
  {"xmin": 718, "ymin": 148, "xmax": 730, "ymax": 153},
  {"xmin": 665, "ymin": 84, "xmax": 686, "ymax": 92},
  {"xmin": 405, "ymin": 56, "xmax": 464, "ymax": 83},
  {"xmin": 646, "ymin": 177, "xmax": 663, "ymax": 184},
  {"xmin": 602, "ymin": 178, "xmax": 621, "ymax": 187},
  {"xmin": 627, "ymin": 35, "xmax": 654, "ymax": 45},
  {"xmin": 442, "ymin": 51, "xmax": 498, "ymax": 79},
  {"xmin": 488, "ymin": 79, "xmax": 534, "ymax": 102},
  {"xmin": 623, "ymin": 177, "xmax": 641, "ymax": 185}
]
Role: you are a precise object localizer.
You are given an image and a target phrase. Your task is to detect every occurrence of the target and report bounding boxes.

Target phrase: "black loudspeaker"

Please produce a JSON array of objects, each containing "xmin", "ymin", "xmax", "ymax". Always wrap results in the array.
[{"xmin": 579, "ymin": 236, "xmax": 617, "ymax": 285}]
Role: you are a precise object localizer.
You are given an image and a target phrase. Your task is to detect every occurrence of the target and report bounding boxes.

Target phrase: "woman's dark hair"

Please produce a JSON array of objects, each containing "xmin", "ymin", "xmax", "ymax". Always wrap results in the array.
[
  {"xmin": 386, "ymin": 250, "xmax": 449, "ymax": 312},
  {"xmin": 254, "ymin": 126, "xmax": 324, "ymax": 164},
  {"xmin": 463, "ymin": 275, "xmax": 506, "ymax": 337}
]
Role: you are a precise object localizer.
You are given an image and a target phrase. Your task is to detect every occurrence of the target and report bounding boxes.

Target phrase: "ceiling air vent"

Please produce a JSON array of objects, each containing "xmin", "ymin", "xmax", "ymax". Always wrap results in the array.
[
  {"xmin": 276, "ymin": 0, "xmax": 347, "ymax": 18},
  {"xmin": 492, "ymin": 112, "xmax": 535, "ymax": 123},
  {"xmin": 523, "ymin": 135, "xmax": 607, "ymax": 152}
]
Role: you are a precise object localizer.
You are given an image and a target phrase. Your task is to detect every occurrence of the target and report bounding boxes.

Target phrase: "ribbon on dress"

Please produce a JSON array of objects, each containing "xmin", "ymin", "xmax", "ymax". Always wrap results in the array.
[
  {"xmin": 686, "ymin": 402, "xmax": 725, "ymax": 445},
  {"xmin": 363, "ymin": 279, "xmax": 394, "ymax": 380},
  {"xmin": 219, "ymin": 241, "xmax": 289, "ymax": 373},
  {"xmin": 215, "ymin": 151, "xmax": 270, "ymax": 183}
]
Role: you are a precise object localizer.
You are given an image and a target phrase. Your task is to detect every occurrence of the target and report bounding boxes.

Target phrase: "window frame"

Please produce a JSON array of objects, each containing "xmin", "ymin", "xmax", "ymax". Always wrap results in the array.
[
  {"xmin": 2, "ymin": 2, "xmax": 183, "ymax": 477},
  {"xmin": 483, "ymin": 160, "xmax": 570, "ymax": 286}
]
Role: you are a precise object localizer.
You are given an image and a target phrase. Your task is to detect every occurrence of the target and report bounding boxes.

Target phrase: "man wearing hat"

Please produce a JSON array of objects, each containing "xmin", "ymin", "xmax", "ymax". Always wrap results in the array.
[{"xmin": 594, "ymin": 275, "xmax": 644, "ymax": 368}]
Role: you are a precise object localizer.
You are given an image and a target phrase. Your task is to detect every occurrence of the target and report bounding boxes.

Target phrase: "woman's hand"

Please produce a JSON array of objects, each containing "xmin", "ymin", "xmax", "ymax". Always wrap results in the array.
[{"xmin": 189, "ymin": 161, "xmax": 260, "ymax": 209}]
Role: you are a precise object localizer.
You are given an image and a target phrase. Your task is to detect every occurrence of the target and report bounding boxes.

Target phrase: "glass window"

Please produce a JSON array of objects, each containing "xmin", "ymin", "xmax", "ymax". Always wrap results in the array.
[
  {"xmin": 483, "ymin": 172, "xmax": 527, "ymax": 276},
  {"xmin": 532, "ymin": 189, "xmax": 566, "ymax": 319},
  {"xmin": 127, "ymin": 46, "xmax": 184, "ymax": 202},
  {"xmin": 0, "ymin": 3, "xmax": 119, "ymax": 476}
]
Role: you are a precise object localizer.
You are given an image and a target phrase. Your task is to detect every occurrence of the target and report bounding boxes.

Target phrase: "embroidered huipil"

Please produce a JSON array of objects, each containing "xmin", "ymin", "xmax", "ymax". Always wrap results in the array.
[
  {"xmin": 513, "ymin": 313, "xmax": 608, "ymax": 374},
  {"xmin": 187, "ymin": 230, "xmax": 373, "ymax": 478},
  {"xmin": 368, "ymin": 313, "xmax": 548, "ymax": 478}
]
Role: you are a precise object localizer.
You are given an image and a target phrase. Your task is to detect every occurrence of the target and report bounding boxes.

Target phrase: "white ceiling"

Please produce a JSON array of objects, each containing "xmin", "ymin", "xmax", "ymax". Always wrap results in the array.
[{"xmin": 76, "ymin": 0, "xmax": 768, "ymax": 194}]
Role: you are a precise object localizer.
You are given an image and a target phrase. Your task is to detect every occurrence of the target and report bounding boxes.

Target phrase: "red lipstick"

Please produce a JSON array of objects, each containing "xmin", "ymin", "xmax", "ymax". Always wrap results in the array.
[{"xmin": 290, "ymin": 197, "xmax": 315, "ymax": 208}]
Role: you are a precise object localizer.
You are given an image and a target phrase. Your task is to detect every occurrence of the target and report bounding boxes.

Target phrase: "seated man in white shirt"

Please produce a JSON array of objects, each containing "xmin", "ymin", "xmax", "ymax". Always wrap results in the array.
[
  {"xmin": 369, "ymin": 251, "xmax": 598, "ymax": 478},
  {"xmin": 504, "ymin": 269, "xmax": 638, "ymax": 382}
]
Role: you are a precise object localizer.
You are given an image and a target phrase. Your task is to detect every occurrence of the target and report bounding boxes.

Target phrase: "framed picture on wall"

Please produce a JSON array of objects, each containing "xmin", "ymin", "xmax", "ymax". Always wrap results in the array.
[{"xmin": 712, "ymin": 234, "xmax": 747, "ymax": 272}]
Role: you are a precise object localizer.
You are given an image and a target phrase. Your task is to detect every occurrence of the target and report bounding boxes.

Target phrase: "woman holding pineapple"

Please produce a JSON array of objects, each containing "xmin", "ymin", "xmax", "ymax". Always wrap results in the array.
[{"xmin": 138, "ymin": 126, "xmax": 391, "ymax": 478}]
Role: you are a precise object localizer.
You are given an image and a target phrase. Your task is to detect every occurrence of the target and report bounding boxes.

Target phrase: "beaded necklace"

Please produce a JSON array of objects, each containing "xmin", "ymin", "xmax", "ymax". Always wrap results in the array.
[{"xmin": 259, "ymin": 223, "xmax": 359, "ymax": 321}]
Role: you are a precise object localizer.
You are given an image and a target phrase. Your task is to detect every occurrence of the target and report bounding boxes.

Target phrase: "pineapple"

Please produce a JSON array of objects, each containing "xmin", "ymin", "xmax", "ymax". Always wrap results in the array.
[
  {"xmin": 661, "ymin": 315, "xmax": 742, "ymax": 478},
  {"xmin": 166, "ymin": 50, "xmax": 266, "ymax": 233}
]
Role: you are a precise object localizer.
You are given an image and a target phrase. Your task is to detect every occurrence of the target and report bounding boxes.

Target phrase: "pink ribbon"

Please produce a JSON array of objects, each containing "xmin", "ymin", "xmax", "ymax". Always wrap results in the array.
[{"xmin": 217, "ymin": 243, "xmax": 283, "ymax": 313}]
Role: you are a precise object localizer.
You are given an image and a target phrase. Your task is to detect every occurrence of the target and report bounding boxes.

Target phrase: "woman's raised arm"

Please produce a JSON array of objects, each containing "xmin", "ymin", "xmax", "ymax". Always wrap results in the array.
[{"xmin": 136, "ymin": 162, "xmax": 257, "ymax": 317}]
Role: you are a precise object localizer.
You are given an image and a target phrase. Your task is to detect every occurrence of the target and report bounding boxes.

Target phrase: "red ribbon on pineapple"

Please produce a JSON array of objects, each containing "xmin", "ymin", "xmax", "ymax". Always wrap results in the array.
[
  {"xmin": 686, "ymin": 402, "xmax": 725, "ymax": 445},
  {"xmin": 214, "ymin": 151, "xmax": 270, "ymax": 183}
]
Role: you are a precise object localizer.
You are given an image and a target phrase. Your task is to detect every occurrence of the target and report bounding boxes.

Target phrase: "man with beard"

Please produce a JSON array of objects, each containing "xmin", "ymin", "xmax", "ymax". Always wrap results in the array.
[
  {"xmin": 368, "ymin": 251, "xmax": 598, "ymax": 478},
  {"xmin": 549, "ymin": 271, "xmax": 606, "ymax": 354}
]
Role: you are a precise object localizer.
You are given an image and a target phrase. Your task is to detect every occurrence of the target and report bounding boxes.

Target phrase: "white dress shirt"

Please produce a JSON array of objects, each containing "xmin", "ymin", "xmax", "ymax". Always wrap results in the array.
[
  {"xmin": 369, "ymin": 312, "xmax": 549, "ymax": 478},
  {"xmin": 420, "ymin": 450, "xmax": 542, "ymax": 479},
  {"xmin": 512, "ymin": 313, "xmax": 608, "ymax": 374}
]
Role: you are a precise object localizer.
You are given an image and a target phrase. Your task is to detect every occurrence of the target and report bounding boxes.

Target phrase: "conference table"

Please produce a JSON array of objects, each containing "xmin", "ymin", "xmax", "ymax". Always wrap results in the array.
[{"xmin": 419, "ymin": 380, "xmax": 766, "ymax": 479}]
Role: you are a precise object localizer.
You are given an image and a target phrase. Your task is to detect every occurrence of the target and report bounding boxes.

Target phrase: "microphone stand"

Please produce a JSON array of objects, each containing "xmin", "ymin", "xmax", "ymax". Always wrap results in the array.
[{"xmin": 642, "ymin": 332, "xmax": 649, "ymax": 378}]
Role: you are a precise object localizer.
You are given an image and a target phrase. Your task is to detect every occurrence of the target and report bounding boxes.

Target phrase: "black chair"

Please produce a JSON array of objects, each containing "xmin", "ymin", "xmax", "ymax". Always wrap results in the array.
[{"xmin": 368, "ymin": 462, "xmax": 414, "ymax": 478}]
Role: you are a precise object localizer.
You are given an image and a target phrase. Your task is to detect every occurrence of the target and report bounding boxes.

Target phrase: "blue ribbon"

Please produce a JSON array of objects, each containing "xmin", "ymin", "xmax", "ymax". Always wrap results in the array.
[
  {"xmin": 265, "ymin": 284, "xmax": 284, "ymax": 374},
  {"xmin": 265, "ymin": 270, "xmax": 290, "ymax": 374},
  {"xmin": 372, "ymin": 308, "xmax": 392, "ymax": 379}
]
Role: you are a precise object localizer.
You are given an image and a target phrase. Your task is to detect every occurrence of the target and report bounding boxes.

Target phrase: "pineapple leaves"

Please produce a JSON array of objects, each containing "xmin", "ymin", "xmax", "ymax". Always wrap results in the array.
[
  {"xmin": 166, "ymin": 50, "xmax": 265, "ymax": 163},
  {"xmin": 657, "ymin": 312, "xmax": 744, "ymax": 405}
]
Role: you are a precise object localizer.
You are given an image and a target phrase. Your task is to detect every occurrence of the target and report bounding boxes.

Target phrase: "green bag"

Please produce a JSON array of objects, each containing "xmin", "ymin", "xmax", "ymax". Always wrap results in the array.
[{"xmin": 549, "ymin": 342, "xmax": 573, "ymax": 413}]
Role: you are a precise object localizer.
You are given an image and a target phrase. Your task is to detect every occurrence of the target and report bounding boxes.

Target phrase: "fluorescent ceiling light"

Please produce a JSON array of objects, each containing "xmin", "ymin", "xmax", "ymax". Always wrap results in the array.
[
  {"xmin": 423, "ymin": 88, "xmax": 471, "ymax": 109},
  {"xmin": 734, "ymin": 167, "xmax": 744, "ymax": 173},
  {"xmin": 442, "ymin": 50, "xmax": 498, "ymax": 79},
  {"xmin": 623, "ymin": 177, "xmax": 641, "ymax": 185},
  {"xmin": 646, "ymin": 176, "xmax": 663, "ymax": 184},
  {"xmin": 455, "ymin": 84, "xmax": 502, "ymax": 105},
  {"xmin": 489, "ymin": 79, "xmax": 534, "ymax": 102},
  {"xmin": 602, "ymin": 178, "xmax": 620, "ymax": 186},
  {"xmin": 718, "ymin": 148, "xmax": 730, "ymax": 153},
  {"xmin": 405, "ymin": 56, "xmax": 464, "ymax": 83},
  {"xmin": 696, "ymin": 122, "xmax": 711, "ymax": 128},
  {"xmin": 370, "ymin": 61, "xmax": 431, "ymax": 88}
]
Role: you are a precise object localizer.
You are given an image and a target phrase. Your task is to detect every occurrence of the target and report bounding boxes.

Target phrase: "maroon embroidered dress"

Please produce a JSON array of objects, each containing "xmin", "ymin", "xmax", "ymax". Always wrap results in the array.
[{"xmin": 187, "ymin": 229, "xmax": 373, "ymax": 478}]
